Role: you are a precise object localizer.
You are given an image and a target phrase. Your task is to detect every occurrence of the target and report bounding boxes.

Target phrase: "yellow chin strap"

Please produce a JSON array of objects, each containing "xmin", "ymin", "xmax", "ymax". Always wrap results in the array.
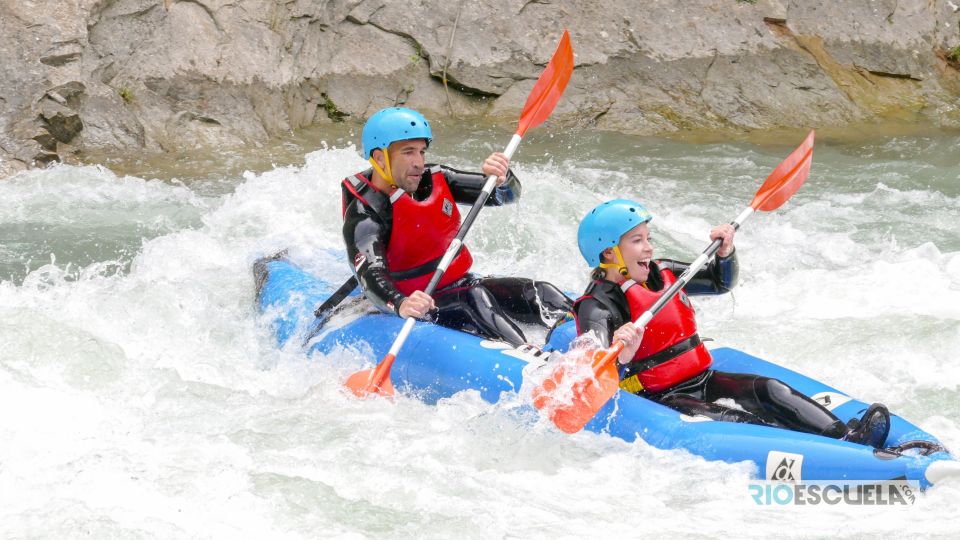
[
  {"xmin": 599, "ymin": 246, "xmax": 630, "ymax": 278},
  {"xmin": 369, "ymin": 148, "xmax": 397, "ymax": 189}
]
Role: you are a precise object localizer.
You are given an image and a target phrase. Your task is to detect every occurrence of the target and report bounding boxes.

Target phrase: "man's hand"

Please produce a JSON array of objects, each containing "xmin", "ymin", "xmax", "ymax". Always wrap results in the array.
[
  {"xmin": 398, "ymin": 290, "xmax": 436, "ymax": 319},
  {"xmin": 482, "ymin": 152, "xmax": 510, "ymax": 186},
  {"xmin": 709, "ymin": 223, "xmax": 736, "ymax": 258}
]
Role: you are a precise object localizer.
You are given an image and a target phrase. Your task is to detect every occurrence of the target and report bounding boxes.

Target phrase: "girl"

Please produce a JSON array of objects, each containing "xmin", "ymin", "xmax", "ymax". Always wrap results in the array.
[{"xmin": 572, "ymin": 199, "xmax": 889, "ymax": 448}]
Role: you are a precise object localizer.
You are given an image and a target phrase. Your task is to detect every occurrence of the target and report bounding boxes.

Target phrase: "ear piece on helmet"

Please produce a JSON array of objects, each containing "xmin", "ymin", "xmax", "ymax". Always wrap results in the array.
[{"xmin": 598, "ymin": 246, "xmax": 630, "ymax": 279}]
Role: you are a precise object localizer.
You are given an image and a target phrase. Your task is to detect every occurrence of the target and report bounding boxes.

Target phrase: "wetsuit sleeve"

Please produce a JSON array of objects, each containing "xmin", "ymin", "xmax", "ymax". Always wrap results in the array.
[
  {"xmin": 657, "ymin": 248, "xmax": 739, "ymax": 295},
  {"xmin": 574, "ymin": 297, "xmax": 617, "ymax": 347},
  {"xmin": 438, "ymin": 165, "xmax": 522, "ymax": 206},
  {"xmin": 342, "ymin": 199, "xmax": 406, "ymax": 315}
]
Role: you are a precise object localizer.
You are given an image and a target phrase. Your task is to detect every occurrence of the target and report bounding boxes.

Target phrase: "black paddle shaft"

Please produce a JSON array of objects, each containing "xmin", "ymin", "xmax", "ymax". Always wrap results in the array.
[
  {"xmin": 643, "ymin": 220, "xmax": 741, "ymax": 321},
  {"xmin": 313, "ymin": 275, "xmax": 359, "ymax": 318},
  {"xmin": 422, "ymin": 181, "xmax": 496, "ymax": 295}
]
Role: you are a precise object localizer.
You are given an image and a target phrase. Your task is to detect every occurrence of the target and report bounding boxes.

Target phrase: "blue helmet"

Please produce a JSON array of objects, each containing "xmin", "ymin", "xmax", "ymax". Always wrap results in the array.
[
  {"xmin": 361, "ymin": 107, "xmax": 432, "ymax": 158},
  {"xmin": 577, "ymin": 199, "xmax": 653, "ymax": 266}
]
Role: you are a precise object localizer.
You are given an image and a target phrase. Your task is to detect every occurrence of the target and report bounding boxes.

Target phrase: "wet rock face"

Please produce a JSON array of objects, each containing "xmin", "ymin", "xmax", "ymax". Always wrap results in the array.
[{"xmin": 1, "ymin": 0, "xmax": 960, "ymax": 174}]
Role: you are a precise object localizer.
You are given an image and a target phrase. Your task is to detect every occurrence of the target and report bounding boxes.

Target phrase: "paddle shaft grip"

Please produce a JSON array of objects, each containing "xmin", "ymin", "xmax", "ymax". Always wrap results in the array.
[
  {"xmin": 630, "ymin": 141, "xmax": 814, "ymax": 331},
  {"xmin": 631, "ymin": 207, "xmax": 752, "ymax": 330},
  {"xmin": 423, "ymin": 134, "xmax": 523, "ymax": 294}
]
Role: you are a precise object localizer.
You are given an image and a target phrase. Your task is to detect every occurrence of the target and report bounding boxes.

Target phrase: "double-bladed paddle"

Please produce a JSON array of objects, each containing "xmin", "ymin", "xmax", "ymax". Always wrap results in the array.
[
  {"xmin": 532, "ymin": 130, "xmax": 816, "ymax": 433},
  {"xmin": 346, "ymin": 30, "xmax": 575, "ymax": 397}
]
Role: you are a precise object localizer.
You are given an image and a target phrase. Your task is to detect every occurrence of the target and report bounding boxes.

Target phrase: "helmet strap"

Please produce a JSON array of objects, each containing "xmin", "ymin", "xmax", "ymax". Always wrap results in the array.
[
  {"xmin": 598, "ymin": 246, "xmax": 629, "ymax": 279},
  {"xmin": 369, "ymin": 149, "xmax": 397, "ymax": 189}
]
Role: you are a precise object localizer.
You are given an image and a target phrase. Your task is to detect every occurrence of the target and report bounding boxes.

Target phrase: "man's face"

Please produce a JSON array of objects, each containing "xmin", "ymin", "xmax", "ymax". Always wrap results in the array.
[{"xmin": 383, "ymin": 139, "xmax": 427, "ymax": 193}]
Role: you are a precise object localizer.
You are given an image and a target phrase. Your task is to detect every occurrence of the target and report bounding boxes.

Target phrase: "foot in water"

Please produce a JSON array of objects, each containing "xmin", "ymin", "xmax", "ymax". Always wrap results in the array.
[{"xmin": 842, "ymin": 403, "xmax": 891, "ymax": 449}]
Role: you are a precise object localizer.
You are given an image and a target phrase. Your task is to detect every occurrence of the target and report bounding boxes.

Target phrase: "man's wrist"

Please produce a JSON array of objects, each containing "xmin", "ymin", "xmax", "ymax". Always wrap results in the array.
[{"xmin": 389, "ymin": 296, "xmax": 406, "ymax": 316}]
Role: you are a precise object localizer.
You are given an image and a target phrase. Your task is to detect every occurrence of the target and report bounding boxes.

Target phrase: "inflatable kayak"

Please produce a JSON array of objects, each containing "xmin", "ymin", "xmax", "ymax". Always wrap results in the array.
[{"xmin": 254, "ymin": 255, "xmax": 959, "ymax": 489}]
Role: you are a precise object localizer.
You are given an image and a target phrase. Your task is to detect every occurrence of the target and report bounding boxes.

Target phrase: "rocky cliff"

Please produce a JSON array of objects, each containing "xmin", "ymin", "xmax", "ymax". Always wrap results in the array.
[{"xmin": 2, "ymin": 0, "xmax": 959, "ymax": 177}]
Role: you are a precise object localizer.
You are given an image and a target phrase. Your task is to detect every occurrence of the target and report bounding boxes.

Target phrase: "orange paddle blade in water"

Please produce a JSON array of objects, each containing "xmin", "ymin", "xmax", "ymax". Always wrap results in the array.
[
  {"xmin": 345, "ymin": 353, "xmax": 397, "ymax": 398},
  {"xmin": 532, "ymin": 342, "xmax": 623, "ymax": 434}
]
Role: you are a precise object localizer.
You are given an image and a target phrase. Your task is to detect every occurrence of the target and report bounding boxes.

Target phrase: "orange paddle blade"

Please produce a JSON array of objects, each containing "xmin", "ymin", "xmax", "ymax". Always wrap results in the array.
[
  {"xmin": 751, "ymin": 130, "xmax": 815, "ymax": 212},
  {"xmin": 515, "ymin": 29, "xmax": 574, "ymax": 137},
  {"xmin": 532, "ymin": 342, "xmax": 623, "ymax": 434},
  {"xmin": 345, "ymin": 354, "xmax": 397, "ymax": 397}
]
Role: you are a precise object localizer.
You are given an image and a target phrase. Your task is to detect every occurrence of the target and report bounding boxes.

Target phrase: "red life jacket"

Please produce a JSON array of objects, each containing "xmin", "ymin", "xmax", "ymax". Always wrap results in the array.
[
  {"xmin": 341, "ymin": 167, "xmax": 473, "ymax": 296},
  {"xmin": 620, "ymin": 268, "xmax": 712, "ymax": 392}
]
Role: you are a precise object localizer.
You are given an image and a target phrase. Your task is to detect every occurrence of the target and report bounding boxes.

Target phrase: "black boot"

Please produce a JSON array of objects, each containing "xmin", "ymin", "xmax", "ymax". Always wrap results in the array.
[{"xmin": 842, "ymin": 403, "xmax": 891, "ymax": 449}]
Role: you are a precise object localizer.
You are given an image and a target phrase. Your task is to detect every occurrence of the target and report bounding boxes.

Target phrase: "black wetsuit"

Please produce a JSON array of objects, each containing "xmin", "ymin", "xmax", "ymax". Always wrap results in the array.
[
  {"xmin": 342, "ymin": 165, "xmax": 572, "ymax": 347},
  {"xmin": 575, "ymin": 256, "xmax": 848, "ymax": 438}
]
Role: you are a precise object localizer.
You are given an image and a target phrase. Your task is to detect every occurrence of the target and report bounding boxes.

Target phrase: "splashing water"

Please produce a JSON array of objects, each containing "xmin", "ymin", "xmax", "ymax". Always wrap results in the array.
[{"xmin": 2, "ymin": 125, "xmax": 959, "ymax": 537}]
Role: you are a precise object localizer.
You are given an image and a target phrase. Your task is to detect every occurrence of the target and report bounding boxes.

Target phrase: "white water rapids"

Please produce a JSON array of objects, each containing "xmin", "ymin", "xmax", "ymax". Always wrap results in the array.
[{"xmin": 1, "ymin": 125, "xmax": 959, "ymax": 537}]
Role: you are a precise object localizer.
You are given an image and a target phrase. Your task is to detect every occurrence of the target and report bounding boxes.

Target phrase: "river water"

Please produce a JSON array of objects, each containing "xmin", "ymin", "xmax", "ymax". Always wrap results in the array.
[{"xmin": 1, "ymin": 122, "xmax": 959, "ymax": 538}]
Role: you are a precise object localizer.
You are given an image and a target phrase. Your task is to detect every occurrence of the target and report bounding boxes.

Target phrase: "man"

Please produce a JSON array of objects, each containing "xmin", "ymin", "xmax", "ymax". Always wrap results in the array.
[{"xmin": 341, "ymin": 107, "xmax": 572, "ymax": 346}]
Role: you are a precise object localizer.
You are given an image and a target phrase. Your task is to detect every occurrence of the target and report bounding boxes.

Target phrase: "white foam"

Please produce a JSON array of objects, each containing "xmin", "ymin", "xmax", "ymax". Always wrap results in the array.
[{"xmin": 1, "ymin": 134, "xmax": 958, "ymax": 536}]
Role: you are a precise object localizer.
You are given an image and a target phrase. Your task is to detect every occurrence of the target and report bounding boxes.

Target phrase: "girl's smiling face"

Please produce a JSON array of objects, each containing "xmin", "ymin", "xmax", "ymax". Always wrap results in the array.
[{"xmin": 603, "ymin": 222, "xmax": 654, "ymax": 283}]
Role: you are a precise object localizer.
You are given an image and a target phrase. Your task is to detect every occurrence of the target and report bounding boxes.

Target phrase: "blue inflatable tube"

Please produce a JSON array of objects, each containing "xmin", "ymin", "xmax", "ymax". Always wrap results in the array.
[{"xmin": 255, "ymin": 257, "xmax": 959, "ymax": 489}]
